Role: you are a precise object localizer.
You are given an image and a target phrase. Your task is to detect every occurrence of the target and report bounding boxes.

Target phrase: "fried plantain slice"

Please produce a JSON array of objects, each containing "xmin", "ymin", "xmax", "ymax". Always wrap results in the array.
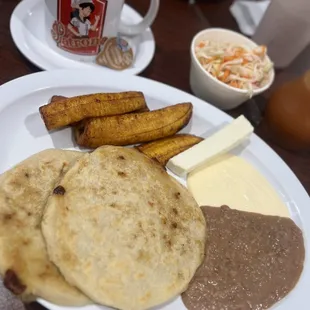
[
  {"xmin": 136, "ymin": 134, "xmax": 203, "ymax": 166},
  {"xmin": 39, "ymin": 91, "xmax": 147, "ymax": 130},
  {"xmin": 74, "ymin": 103, "xmax": 193, "ymax": 148}
]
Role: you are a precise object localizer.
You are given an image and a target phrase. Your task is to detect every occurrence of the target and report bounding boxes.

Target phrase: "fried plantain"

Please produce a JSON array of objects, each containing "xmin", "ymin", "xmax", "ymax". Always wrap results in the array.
[
  {"xmin": 49, "ymin": 95, "xmax": 149, "ymax": 113},
  {"xmin": 136, "ymin": 134, "xmax": 203, "ymax": 166},
  {"xmin": 39, "ymin": 91, "xmax": 147, "ymax": 130},
  {"xmin": 50, "ymin": 95, "xmax": 68, "ymax": 103},
  {"xmin": 135, "ymin": 106, "xmax": 150, "ymax": 113},
  {"xmin": 74, "ymin": 103, "xmax": 193, "ymax": 148}
]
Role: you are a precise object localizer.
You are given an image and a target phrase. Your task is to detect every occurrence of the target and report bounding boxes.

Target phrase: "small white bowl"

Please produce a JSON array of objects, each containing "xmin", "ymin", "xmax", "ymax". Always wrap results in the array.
[{"xmin": 190, "ymin": 28, "xmax": 275, "ymax": 110}]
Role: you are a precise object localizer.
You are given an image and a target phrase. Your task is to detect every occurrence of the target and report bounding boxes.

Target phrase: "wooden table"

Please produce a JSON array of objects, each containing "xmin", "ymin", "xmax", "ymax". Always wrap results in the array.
[{"xmin": 0, "ymin": 0, "xmax": 309, "ymax": 309}]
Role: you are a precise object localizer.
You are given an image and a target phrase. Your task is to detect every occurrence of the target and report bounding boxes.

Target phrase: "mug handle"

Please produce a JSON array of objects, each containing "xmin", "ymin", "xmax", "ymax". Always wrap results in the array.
[{"xmin": 118, "ymin": 0, "xmax": 160, "ymax": 36}]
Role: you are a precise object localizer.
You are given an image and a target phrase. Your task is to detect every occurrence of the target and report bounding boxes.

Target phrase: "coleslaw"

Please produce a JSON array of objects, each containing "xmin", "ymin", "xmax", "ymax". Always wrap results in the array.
[{"xmin": 195, "ymin": 40, "xmax": 273, "ymax": 95}]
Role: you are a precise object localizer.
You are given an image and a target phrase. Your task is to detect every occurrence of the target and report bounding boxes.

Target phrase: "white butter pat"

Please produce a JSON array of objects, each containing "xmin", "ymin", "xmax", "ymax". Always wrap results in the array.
[{"xmin": 166, "ymin": 115, "xmax": 254, "ymax": 177}]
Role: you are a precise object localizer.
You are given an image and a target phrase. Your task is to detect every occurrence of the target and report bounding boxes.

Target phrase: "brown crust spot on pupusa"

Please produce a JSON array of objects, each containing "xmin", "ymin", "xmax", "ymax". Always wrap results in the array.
[
  {"xmin": 23, "ymin": 239, "xmax": 31, "ymax": 246},
  {"xmin": 53, "ymin": 186, "xmax": 66, "ymax": 195},
  {"xmin": 24, "ymin": 173, "xmax": 29, "ymax": 178},
  {"xmin": 117, "ymin": 171, "xmax": 127, "ymax": 177},
  {"xmin": 166, "ymin": 240, "xmax": 172, "ymax": 248},
  {"xmin": 175, "ymin": 192, "xmax": 181, "ymax": 199},
  {"xmin": 118, "ymin": 155, "xmax": 125, "ymax": 160},
  {"xmin": 2, "ymin": 213, "xmax": 14, "ymax": 222},
  {"xmin": 4, "ymin": 270, "xmax": 26, "ymax": 295},
  {"xmin": 171, "ymin": 222, "xmax": 178, "ymax": 229}
]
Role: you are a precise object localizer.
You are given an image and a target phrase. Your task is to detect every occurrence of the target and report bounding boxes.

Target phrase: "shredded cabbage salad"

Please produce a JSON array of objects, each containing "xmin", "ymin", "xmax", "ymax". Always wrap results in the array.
[{"xmin": 195, "ymin": 40, "xmax": 273, "ymax": 95}]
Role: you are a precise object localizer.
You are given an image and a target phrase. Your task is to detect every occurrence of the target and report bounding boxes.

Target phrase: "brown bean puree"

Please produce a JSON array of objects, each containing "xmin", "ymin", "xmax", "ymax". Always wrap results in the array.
[{"xmin": 182, "ymin": 205, "xmax": 305, "ymax": 310}]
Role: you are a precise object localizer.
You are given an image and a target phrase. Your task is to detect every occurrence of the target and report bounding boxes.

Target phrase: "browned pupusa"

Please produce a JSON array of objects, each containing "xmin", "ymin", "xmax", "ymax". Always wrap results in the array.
[
  {"xmin": 0, "ymin": 150, "xmax": 90, "ymax": 306},
  {"xmin": 42, "ymin": 146, "xmax": 206, "ymax": 310}
]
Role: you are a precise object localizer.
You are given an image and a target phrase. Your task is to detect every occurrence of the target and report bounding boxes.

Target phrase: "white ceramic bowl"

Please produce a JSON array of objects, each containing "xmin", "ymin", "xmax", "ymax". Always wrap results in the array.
[{"xmin": 190, "ymin": 28, "xmax": 275, "ymax": 110}]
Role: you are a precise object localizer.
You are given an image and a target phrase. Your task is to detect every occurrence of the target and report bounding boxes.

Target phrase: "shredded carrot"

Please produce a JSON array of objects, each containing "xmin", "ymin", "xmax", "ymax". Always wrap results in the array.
[
  {"xmin": 223, "ymin": 55, "xmax": 236, "ymax": 62},
  {"xmin": 229, "ymin": 81, "xmax": 240, "ymax": 88},
  {"xmin": 219, "ymin": 69, "xmax": 230, "ymax": 82},
  {"xmin": 198, "ymin": 42, "xmax": 205, "ymax": 48},
  {"xmin": 223, "ymin": 69, "xmax": 230, "ymax": 81},
  {"xmin": 209, "ymin": 56, "xmax": 217, "ymax": 62}
]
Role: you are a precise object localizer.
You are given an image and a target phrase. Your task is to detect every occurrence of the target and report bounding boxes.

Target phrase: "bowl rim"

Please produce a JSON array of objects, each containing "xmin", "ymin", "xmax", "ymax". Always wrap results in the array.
[{"xmin": 190, "ymin": 27, "xmax": 275, "ymax": 94}]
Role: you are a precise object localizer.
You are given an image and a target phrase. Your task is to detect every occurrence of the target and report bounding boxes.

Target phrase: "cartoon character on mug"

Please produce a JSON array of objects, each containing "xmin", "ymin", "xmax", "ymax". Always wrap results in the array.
[{"xmin": 68, "ymin": 0, "xmax": 100, "ymax": 38}]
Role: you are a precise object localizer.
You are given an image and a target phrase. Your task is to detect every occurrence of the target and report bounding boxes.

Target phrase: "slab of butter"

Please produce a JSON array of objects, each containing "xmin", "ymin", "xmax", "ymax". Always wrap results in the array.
[{"xmin": 166, "ymin": 115, "xmax": 254, "ymax": 177}]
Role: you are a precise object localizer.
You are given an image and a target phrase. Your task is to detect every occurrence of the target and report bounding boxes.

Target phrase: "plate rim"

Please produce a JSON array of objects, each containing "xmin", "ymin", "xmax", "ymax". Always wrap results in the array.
[
  {"xmin": 9, "ymin": 0, "xmax": 156, "ymax": 74},
  {"xmin": 0, "ymin": 69, "xmax": 309, "ymax": 310}
]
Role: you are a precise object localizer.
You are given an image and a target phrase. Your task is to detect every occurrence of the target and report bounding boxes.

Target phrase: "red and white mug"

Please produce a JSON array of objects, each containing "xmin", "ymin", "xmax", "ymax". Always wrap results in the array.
[{"xmin": 45, "ymin": 0, "xmax": 159, "ymax": 60}]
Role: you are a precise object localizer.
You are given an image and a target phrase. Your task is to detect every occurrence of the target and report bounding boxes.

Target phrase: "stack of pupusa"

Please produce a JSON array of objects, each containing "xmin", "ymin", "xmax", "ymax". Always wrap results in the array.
[
  {"xmin": 0, "ymin": 149, "xmax": 89, "ymax": 305},
  {"xmin": 0, "ymin": 146, "xmax": 206, "ymax": 310}
]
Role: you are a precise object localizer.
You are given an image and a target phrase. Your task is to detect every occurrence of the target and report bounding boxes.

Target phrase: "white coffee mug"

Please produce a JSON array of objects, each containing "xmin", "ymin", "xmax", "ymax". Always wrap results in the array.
[{"xmin": 45, "ymin": 0, "xmax": 159, "ymax": 60}]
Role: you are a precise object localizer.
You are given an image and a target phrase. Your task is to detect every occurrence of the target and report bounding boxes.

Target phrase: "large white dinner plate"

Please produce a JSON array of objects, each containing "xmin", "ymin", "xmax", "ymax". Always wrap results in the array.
[
  {"xmin": 10, "ymin": 0, "xmax": 155, "ymax": 74},
  {"xmin": 0, "ymin": 69, "xmax": 309, "ymax": 310}
]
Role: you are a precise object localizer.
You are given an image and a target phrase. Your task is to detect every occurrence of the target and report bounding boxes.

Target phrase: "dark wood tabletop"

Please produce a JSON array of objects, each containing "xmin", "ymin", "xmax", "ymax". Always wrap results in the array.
[{"xmin": 0, "ymin": 0, "xmax": 309, "ymax": 309}]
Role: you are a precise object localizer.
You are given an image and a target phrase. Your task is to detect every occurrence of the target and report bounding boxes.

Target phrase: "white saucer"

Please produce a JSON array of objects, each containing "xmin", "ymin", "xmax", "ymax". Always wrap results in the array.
[{"xmin": 10, "ymin": 0, "xmax": 155, "ymax": 74}]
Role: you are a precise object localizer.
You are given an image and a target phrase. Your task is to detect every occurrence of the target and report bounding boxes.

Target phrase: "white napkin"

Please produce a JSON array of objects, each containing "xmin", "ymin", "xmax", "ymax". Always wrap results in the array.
[
  {"xmin": 230, "ymin": 0, "xmax": 270, "ymax": 36},
  {"xmin": 0, "ymin": 279, "xmax": 26, "ymax": 310}
]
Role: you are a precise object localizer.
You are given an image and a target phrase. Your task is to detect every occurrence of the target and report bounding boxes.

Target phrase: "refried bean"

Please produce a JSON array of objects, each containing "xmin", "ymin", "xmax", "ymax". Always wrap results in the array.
[{"xmin": 182, "ymin": 205, "xmax": 305, "ymax": 310}]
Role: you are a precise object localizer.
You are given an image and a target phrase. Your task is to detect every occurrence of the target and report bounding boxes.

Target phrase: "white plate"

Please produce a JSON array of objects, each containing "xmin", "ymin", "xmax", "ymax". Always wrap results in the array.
[
  {"xmin": 0, "ymin": 69, "xmax": 309, "ymax": 310},
  {"xmin": 10, "ymin": 0, "xmax": 155, "ymax": 74}
]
